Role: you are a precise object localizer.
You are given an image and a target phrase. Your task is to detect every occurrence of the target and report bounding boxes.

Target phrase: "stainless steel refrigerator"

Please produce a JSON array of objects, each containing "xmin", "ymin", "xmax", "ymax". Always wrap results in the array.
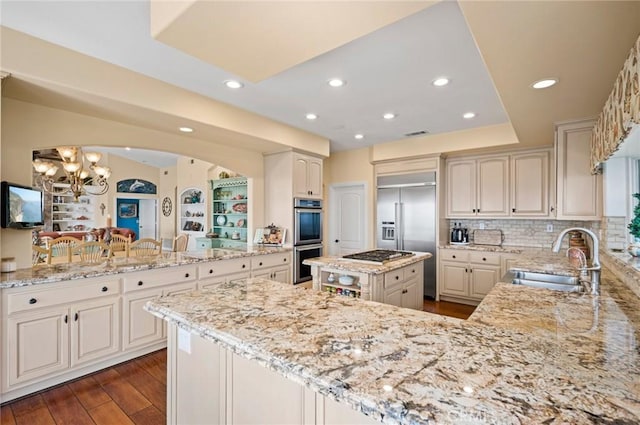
[{"xmin": 376, "ymin": 172, "xmax": 437, "ymax": 298}]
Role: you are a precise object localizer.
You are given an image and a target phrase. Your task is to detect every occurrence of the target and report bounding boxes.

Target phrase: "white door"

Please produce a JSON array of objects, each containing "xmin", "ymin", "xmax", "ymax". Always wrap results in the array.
[
  {"xmin": 138, "ymin": 199, "xmax": 157, "ymax": 239},
  {"xmin": 329, "ymin": 184, "xmax": 367, "ymax": 256}
]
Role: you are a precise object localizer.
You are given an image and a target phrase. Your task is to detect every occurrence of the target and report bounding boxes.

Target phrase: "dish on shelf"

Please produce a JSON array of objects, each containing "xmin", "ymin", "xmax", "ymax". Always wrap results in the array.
[
  {"xmin": 237, "ymin": 219, "xmax": 245, "ymax": 228},
  {"xmin": 338, "ymin": 275, "xmax": 355, "ymax": 286},
  {"xmin": 216, "ymin": 215, "xmax": 227, "ymax": 226}
]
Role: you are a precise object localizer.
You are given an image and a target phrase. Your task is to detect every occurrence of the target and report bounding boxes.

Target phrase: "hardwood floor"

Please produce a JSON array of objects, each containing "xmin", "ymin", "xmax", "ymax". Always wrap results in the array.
[
  {"xmin": 0, "ymin": 301, "xmax": 474, "ymax": 424},
  {"xmin": 0, "ymin": 350, "xmax": 167, "ymax": 425},
  {"xmin": 423, "ymin": 299, "xmax": 476, "ymax": 319}
]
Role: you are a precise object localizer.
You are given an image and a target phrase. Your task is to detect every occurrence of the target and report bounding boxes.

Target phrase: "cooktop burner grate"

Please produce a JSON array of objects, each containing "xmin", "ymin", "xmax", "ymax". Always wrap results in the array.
[{"xmin": 342, "ymin": 250, "xmax": 414, "ymax": 264}]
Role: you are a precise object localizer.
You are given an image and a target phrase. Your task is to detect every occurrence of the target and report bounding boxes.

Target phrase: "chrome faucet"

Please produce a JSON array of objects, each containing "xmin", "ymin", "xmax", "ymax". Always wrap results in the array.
[{"xmin": 552, "ymin": 228, "xmax": 600, "ymax": 295}]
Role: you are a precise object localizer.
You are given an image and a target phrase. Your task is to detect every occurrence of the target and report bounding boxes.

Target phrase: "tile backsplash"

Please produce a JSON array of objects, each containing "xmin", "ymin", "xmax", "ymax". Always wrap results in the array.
[
  {"xmin": 447, "ymin": 219, "xmax": 601, "ymax": 249},
  {"xmin": 601, "ymin": 216, "xmax": 628, "ymax": 251}
]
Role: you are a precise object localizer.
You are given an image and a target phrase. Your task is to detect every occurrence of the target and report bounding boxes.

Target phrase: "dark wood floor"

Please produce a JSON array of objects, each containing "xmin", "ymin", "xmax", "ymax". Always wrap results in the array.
[{"xmin": 0, "ymin": 301, "xmax": 474, "ymax": 424}]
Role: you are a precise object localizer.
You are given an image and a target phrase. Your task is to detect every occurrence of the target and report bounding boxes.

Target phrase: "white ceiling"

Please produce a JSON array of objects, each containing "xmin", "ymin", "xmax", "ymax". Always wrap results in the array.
[
  {"xmin": 90, "ymin": 147, "xmax": 181, "ymax": 168},
  {"xmin": 1, "ymin": 1, "xmax": 639, "ymax": 158},
  {"xmin": 0, "ymin": 1, "xmax": 506, "ymax": 152}
]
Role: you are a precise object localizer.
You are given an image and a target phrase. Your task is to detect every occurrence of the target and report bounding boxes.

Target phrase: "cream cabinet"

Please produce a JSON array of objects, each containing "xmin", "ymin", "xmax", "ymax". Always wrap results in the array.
[
  {"xmin": 438, "ymin": 249, "xmax": 501, "ymax": 305},
  {"xmin": 3, "ymin": 277, "xmax": 120, "ymax": 390},
  {"xmin": 555, "ymin": 120, "xmax": 602, "ymax": 220},
  {"xmin": 382, "ymin": 266, "xmax": 421, "ymax": 310},
  {"xmin": 446, "ymin": 156, "xmax": 509, "ymax": 217},
  {"xmin": 510, "ymin": 150, "xmax": 550, "ymax": 216},
  {"xmin": 251, "ymin": 253, "xmax": 291, "ymax": 284},
  {"xmin": 293, "ymin": 153, "xmax": 323, "ymax": 198},
  {"xmin": 197, "ymin": 257, "xmax": 252, "ymax": 290}
]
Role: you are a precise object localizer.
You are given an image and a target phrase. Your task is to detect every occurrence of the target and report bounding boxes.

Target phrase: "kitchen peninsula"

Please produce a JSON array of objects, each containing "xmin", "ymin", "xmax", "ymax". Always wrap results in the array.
[
  {"xmin": 0, "ymin": 247, "xmax": 291, "ymax": 402},
  {"xmin": 145, "ymin": 263, "xmax": 639, "ymax": 425},
  {"xmin": 304, "ymin": 250, "xmax": 431, "ymax": 310}
]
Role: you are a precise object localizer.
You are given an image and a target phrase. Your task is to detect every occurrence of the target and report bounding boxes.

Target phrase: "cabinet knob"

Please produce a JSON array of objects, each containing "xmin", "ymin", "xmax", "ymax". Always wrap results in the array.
[
  {"xmin": 29, "ymin": 298, "xmax": 37, "ymax": 305},
  {"xmin": 395, "ymin": 276, "xmax": 399, "ymax": 280},
  {"xmin": 74, "ymin": 313, "xmax": 79, "ymax": 321},
  {"xmin": 482, "ymin": 258, "xmax": 486, "ymax": 261},
  {"xmin": 101, "ymin": 286, "xmax": 108, "ymax": 292},
  {"xmin": 470, "ymin": 269, "xmax": 473, "ymax": 273},
  {"xmin": 209, "ymin": 269, "xmax": 214, "ymax": 274},
  {"xmin": 259, "ymin": 262, "xmax": 263, "ymax": 266},
  {"xmin": 477, "ymin": 209, "xmax": 480, "ymax": 213},
  {"xmin": 465, "ymin": 268, "xmax": 468, "ymax": 273},
  {"xmin": 185, "ymin": 273, "xmax": 190, "ymax": 278},
  {"xmin": 138, "ymin": 281, "xmax": 144, "ymax": 286},
  {"xmin": 452, "ymin": 255, "xmax": 456, "ymax": 259},
  {"xmin": 512, "ymin": 208, "xmax": 516, "ymax": 213},
  {"xmin": 283, "ymin": 258, "xmax": 287, "ymax": 262},
  {"xmin": 335, "ymin": 239, "xmax": 339, "ymax": 243},
  {"xmin": 411, "ymin": 269, "xmax": 415, "ymax": 273},
  {"xmin": 472, "ymin": 209, "xmax": 476, "ymax": 213},
  {"xmin": 242, "ymin": 264, "xmax": 246, "ymax": 269},
  {"xmin": 64, "ymin": 315, "xmax": 68, "ymax": 324},
  {"xmin": 550, "ymin": 206, "xmax": 555, "ymax": 212}
]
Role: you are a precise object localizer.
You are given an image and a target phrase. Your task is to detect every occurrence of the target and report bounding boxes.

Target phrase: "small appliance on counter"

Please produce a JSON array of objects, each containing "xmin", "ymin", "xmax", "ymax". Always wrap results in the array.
[{"xmin": 450, "ymin": 222, "xmax": 469, "ymax": 245}]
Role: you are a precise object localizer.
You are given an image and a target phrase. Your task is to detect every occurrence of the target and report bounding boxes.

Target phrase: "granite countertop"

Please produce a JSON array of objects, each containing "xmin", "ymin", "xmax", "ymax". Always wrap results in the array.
[
  {"xmin": 302, "ymin": 252, "xmax": 432, "ymax": 274},
  {"xmin": 439, "ymin": 243, "xmax": 550, "ymax": 254},
  {"xmin": 0, "ymin": 246, "xmax": 291, "ymax": 289},
  {"xmin": 145, "ymin": 270, "xmax": 639, "ymax": 424}
]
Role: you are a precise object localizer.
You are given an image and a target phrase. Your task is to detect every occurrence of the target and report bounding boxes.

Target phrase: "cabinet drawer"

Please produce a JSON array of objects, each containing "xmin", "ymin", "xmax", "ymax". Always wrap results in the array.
[
  {"xmin": 251, "ymin": 253, "xmax": 290, "ymax": 270},
  {"xmin": 384, "ymin": 269, "xmax": 405, "ymax": 289},
  {"xmin": 197, "ymin": 258, "xmax": 251, "ymax": 279},
  {"xmin": 469, "ymin": 252, "xmax": 501, "ymax": 266},
  {"xmin": 123, "ymin": 265, "xmax": 197, "ymax": 293},
  {"xmin": 7, "ymin": 279, "xmax": 120, "ymax": 315},
  {"xmin": 440, "ymin": 250, "xmax": 469, "ymax": 262}
]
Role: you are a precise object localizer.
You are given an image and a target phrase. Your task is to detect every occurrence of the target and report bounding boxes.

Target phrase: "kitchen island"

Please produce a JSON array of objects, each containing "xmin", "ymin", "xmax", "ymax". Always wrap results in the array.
[
  {"xmin": 304, "ymin": 251, "xmax": 431, "ymax": 310},
  {"xmin": 0, "ymin": 246, "xmax": 291, "ymax": 402},
  {"xmin": 145, "ymin": 266, "xmax": 639, "ymax": 424}
]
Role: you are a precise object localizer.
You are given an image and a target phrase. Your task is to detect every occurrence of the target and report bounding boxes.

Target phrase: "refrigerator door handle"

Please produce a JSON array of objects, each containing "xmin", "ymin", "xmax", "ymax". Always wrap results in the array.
[{"xmin": 394, "ymin": 202, "xmax": 401, "ymax": 250}]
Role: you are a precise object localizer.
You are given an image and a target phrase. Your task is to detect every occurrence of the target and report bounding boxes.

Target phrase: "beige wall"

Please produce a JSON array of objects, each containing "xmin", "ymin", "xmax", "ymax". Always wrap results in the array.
[
  {"xmin": 159, "ymin": 166, "xmax": 177, "ymax": 239},
  {"xmin": 1, "ymin": 98, "xmax": 265, "ymax": 268}
]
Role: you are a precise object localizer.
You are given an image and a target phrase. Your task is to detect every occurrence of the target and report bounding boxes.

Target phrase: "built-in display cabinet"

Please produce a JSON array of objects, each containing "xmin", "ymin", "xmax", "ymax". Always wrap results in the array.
[
  {"xmin": 210, "ymin": 177, "xmax": 248, "ymax": 249},
  {"xmin": 179, "ymin": 188, "xmax": 206, "ymax": 246},
  {"xmin": 50, "ymin": 186, "xmax": 96, "ymax": 232}
]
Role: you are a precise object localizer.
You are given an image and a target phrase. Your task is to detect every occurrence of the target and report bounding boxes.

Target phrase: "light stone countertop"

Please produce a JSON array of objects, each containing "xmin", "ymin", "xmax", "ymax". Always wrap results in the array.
[
  {"xmin": 145, "ymin": 267, "xmax": 640, "ymax": 424},
  {"xmin": 302, "ymin": 251, "xmax": 432, "ymax": 274},
  {"xmin": 439, "ymin": 243, "xmax": 550, "ymax": 254},
  {"xmin": 0, "ymin": 246, "xmax": 291, "ymax": 289}
]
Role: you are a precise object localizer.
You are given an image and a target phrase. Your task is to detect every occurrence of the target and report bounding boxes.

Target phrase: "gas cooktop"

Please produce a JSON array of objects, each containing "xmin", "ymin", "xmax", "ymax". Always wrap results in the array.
[{"xmin": 342, "ymin": 250, "xmax": 414, "ymax": 264}]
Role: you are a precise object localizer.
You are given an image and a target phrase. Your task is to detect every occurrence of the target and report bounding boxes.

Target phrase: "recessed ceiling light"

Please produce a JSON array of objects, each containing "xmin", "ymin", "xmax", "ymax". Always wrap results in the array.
[
  {"xmin": 432, "ymin": 77, "xmax": 449, "ymax": 87},
  {"xmin": 383, "ymin": 113, "xmax": 396, "ymax": 120},
  {"xmin": 463, "ymin": 112, "xmax": 476, "ymax": 119},
  {"xmin": 224, "ymin": 80, "xmax": 244, "ymax": 89},
  {"xmin": 354, "ymin": 134, "xmax": 364, "ymax": 140},
  {"xmin": 328, "ymin": 78, "xmax": 346, "ymax": 88},
  {"xmin": 305, "ymin": 113, "xmax": 318, "ymax": 120},
  {"xmin": 531, "ymin": 78, "xmax": 558, "ymax": 89},
  {"xmin": 125, "ymin": 147, "xmax": 131, "ymax": 151},
  {"xmin": 179, "ymin": 127, "xmax": 194, "ymax": 133}
]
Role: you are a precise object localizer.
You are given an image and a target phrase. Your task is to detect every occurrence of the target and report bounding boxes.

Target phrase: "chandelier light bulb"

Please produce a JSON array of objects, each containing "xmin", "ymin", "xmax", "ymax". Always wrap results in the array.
[
  {"xmin": 32, "ymin": 160, "xmax": 52, "ymax": 174},
  {"xmin": 79, "ymin": 170, "xmax": 90, "ymax": 179},
  {"xmin": 57, "ymin": 146, "xmax": 77, "ymax": 159},
  {"xmin": 45, "ymin": 166, "xmax": 58, "ymax": 177},
  {"xmin": 84, "ymin": 152, "xmax": 102, "ymax": 163},
  {"xmin": 63, "ymin": 162, "xmax": 81, "ymax": 173}
]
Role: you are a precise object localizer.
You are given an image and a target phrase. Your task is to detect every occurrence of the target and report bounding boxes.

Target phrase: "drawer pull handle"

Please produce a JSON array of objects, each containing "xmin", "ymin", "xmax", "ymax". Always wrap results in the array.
[
  {"xmin": 395, "ymin": 276, "xmax": 399, "ymax": 280},
  {"xmin": 242, "ymin": 264, "xmax": 246, "ymax": 269},
  {"xmin": 74, "ymin": 313, "xmax": 79, "ymax": 321},
  {"xmin": 411, "ymin": 269, "xmax": 415, "ymax": 273},
  {"xmin": 452, "ymin": 255, "xmax": 456, "ymax": 259},
  {"xmin": 465, "ymin": 268, "xmax": 468, "ymax": 273},
  {"xmin": 101, "ymin": 286, "xmax": 108, "ymax": 292},
  {"xmin": 512, "ymin": 208, "xmax": 516, "ymax": 213},
  {"xmin": 29, "ymin": 298, "xmax": 37, "ymax": 305},
  {"xmin": 259, "ymin": 262, "xmax": 263, "ymax": 266},
  {"xmin": 64, "ymin": 315, "xmax": 68, "ymax": 324},
  {"xmin": 283, "ymin": 258, "xmax": 287, "ymax": 262},
  {"xmin": 185, "ymin": 273, "xmax": 190, "ymax": 278},
  {"xmin": 472, "ymin": 209, "xmax": 476, "ymax": 213},
  {"xmin": 482, "ymin": 258, "xmax": 486, "ymax": 261},
  {"xmin": 209, "ymin": 269, "xmax": 214, "ymax": 274},
  {"xmin": 138, "ymin": 281, "xmax": 144, "ymax": 286}
]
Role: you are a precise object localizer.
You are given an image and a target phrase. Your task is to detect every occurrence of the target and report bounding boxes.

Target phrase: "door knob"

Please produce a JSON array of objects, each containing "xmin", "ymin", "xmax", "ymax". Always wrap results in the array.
[{"xmin": 335, "ymin": 239, "xmax": 339, "ymax": 243}]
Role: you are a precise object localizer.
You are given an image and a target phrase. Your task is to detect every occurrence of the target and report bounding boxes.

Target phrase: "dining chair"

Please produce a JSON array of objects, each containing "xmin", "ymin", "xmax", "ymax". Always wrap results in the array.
[
  {"xmin": 73, "ymin": 241, "xmax": 111, "ymax": 264},
  {"xmin": 32, "ymin": 245, "xmax": 51, "ymax": 266},
  {"xmin": 109, "ymin": 234, "xmax": 132, "ymax": 257},
  {"xmin": 48, "ymin": 236, "xmax": 82, "ymax": 264},
  {"xmin": 172, "ymin": 233, "xmax": 189, "ymax": 252},
  {"xmin": 129, "ymin": 238, "xmax": 162, "ymax": 257}
]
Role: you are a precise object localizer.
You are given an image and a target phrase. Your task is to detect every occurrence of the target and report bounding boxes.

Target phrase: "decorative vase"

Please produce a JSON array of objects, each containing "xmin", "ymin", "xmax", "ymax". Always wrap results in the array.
[{"xmin": 327, "ymin": 273, "xmax": 335, "ymax": 283}]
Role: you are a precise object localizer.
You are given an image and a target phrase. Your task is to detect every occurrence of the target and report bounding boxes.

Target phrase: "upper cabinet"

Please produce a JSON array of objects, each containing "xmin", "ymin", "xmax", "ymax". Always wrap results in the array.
[
  {"xmin": 555, "ymin": 120, "xmax": 602, "ymax": 220},
  {"xmin": 292, "ymin": 153, "xmax": 323, "ymax": 199},
  {"xmin": 446, "ymin": 149, "xmax": 551, "ymax": 219},
  {"xmin": 447, "ymin": 155, "xmax": 509, "ymax": 217}
]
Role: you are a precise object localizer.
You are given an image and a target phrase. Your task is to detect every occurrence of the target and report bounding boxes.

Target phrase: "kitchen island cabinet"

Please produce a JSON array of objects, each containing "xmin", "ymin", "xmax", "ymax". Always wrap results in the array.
[
  {"xmin": 303, "ymin": 252, "xmax": 430, "ymax": 310},
  {"xmin": 145, "ymin": 269, "xmax": 640, "ymax": 425},
  {"xmin": 0, "ymin": 247, "xmax": 291, "ymax": 402}
]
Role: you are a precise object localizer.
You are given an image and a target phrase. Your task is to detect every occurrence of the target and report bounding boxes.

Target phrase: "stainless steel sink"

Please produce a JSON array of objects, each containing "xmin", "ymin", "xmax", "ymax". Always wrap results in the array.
[{"xmin": 505, "ymin": 271, "xmax": 585, "ymax": 292}]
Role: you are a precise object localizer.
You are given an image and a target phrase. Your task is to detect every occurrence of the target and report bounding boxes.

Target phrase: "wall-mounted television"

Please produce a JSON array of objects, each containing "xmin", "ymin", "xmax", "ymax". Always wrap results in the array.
[{"xmin": 1, "ymin": 181, "xmax": 44, "ymax": 229}]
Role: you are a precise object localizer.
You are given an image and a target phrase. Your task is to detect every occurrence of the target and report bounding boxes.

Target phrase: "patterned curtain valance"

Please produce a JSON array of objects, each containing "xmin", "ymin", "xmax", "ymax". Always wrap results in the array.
[{"xmin": 591, "ymin": 33, "xmax": 640, "ymax": 173}]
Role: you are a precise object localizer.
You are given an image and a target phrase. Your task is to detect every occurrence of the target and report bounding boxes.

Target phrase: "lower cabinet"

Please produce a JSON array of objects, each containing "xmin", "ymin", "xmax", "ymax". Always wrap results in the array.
[
  {"xmin": 167, "ymin": 324, "xmax": 378, "ymax": 425},
  {"xmin": 251, "ymin": 253, "xmax": 291, "ymax": 284},
  {"xmin": 439, "ymin": 249, "xmax": 502, "ymax": 305},
  {"xmin": 383, "ymin": 276, "xmax": 420, "ymax": 310}
]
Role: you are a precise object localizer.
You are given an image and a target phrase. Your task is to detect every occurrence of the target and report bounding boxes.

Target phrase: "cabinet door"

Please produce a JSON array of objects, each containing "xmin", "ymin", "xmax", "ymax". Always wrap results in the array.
[
  {"xmin": 307, "ymin": 158, "xmax": 323, "ymax": 198},
  {"xmin": 439, "ymin": 262, "xmax": 468, "ymax": 297},
  {"xmin": 469, "ymin": 265, "xmax": 500, "ymax": 299},
  {"xmin": 383, "ymin": 285, "xmax": 403, "ymax": 308},
  {"xmin": 271, "ymin": 267, "xmax": 291, "ymax": 284},
  {"xmin": 7, "ymin": 308, "xmax": 69, "ymax": 387},
  {"xmin": 401, "ymin": 278, "xmax": 420, "ymax": 310},
  {"xmin": 293, "ymin": 155, "xmax": 310, "ymax": 197},
  {"xmin": 123, "ymin": 288, "xmax": 164, "ymax": 350},
  {"xmin": 511, "ymin": 151, "xmax": 549, "ymax": 216},
  {"xmin": 477, "ymin": 156, "xmax": 509, "ymax": 217},
  {"xmin": 71, "ymin": 297, "xmax": 120, "ymax": 367},
  {"xmin": 446, "ymin": 160, "xmax": 476, "ymax": 217},
  {"xmin": 556, "ymin": 121, "xmax": 602, "ymax": 220}
]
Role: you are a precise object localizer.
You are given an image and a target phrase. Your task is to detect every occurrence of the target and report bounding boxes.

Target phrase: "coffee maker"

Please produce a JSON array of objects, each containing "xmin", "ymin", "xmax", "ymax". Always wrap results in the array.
[{"xmin": 450, "ymin": 222, "xmax": 469, "ymax": 244}]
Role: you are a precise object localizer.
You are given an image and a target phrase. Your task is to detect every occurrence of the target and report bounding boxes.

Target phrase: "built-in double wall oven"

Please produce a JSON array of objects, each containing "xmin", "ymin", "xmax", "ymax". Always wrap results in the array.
[{"xmin": 293, "ymin": 198, "xmax": 323, "ymax": 284}]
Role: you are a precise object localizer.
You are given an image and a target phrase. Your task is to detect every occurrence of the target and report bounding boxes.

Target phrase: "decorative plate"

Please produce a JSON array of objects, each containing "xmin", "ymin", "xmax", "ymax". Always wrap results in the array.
[
  {"xmin": 216, "ymin": 215, "xmax": 227, "ymax": 226},
  {"xmin": 162, "ymin": 197, "xmax": 172, "ymax": 217},
  {"xmin": 237, "ymin": 219, "xmax": 245, "ymax": 228}
]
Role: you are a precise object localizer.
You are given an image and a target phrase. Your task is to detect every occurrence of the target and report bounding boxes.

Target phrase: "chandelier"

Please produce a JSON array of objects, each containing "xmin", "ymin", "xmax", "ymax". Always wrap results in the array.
[{"xmin": 32, "ymin": 147, "xmax": 111, "ymax": 202}]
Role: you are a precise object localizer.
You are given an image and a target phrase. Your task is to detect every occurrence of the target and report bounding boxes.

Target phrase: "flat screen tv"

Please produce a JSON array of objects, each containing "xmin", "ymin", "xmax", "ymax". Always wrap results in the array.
[{"xmin": 1, "ymin": 181, "xmax": 44, "ymax": 229}]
